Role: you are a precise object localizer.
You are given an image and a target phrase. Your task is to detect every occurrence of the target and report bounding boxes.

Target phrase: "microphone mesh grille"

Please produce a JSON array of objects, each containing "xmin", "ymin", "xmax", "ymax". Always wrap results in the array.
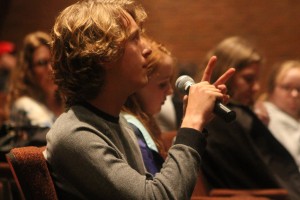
[{"xmin": 175, "ymin": 75, "xmax": 195, "ymax": 94}]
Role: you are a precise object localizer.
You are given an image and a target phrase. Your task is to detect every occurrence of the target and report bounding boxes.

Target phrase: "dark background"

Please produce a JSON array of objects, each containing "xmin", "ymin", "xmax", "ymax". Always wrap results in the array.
[{"xmin": 1, "ymin": 0, "xmax": 300, "ymax": 91}]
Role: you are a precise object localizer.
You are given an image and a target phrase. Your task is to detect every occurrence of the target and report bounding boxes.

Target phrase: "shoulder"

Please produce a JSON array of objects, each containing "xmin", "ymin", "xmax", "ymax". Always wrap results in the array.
[
  {"xmin": 263, "ymin": 101, "xmax": 279, "ymax": 113},
  {"xmin": 46, "ymin": 108, "xmax": 110, "ymax": 160},
  {"xmin": 14, "ymin": 96, "xmax": 37, "ymax": 107},
  {"xmin": 11, "ymin": 96, "xmax": 55, "ymax": 126},
  {"xmin": 13, "ymin": 96, "xmax": 50, "ymax": 115}
]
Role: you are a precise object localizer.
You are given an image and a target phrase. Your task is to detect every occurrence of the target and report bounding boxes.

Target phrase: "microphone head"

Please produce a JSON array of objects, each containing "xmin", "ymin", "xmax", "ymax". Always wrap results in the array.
[{"xmin": 175, "ymin": 75, "xmax": 195, "ymax": 94}]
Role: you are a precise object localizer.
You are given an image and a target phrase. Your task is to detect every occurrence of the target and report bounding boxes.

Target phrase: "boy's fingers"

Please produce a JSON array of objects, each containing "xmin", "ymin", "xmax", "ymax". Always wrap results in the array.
[
  {"xmin": 213, "ymin": 68, "xmax": 235, "ymax": 86},
  {"xmin": 201, "ymin": 56, "xmax": 217, "ymax": 82}
]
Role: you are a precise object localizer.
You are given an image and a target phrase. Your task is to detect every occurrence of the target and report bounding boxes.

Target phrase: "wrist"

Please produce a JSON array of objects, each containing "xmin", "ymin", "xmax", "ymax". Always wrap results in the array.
[{"xmin": 181, "ymin": 115, "xmax": 205, "ymax": 131}]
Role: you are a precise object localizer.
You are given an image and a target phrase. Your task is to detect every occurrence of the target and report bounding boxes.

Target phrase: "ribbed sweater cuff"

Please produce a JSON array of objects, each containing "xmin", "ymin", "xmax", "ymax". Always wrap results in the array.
[{"xmin": 174, "ymin": 128, "xmax": 207, "ymax": 155}]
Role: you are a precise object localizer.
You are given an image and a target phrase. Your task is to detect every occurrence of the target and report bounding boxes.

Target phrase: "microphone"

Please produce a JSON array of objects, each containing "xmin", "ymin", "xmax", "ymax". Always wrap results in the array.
[{"xmin": 175, "ymin": 75, "xmax": 236, "ymax": 123}]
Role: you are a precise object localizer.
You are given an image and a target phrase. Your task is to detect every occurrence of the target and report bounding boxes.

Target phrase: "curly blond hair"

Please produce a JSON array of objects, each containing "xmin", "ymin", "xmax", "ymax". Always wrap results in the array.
[{"xmin": 51, "ymin": 0, "xmax": 147, "ymax": 107}]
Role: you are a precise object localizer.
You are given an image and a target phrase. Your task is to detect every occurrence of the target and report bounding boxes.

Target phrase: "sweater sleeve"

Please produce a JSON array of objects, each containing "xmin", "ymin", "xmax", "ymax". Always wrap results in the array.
[
  {"xmin": 46, "ymin": 110, "xmax": 207, "ymax": 200},
  {"xmin": 175, "ymin": 127, "xmax": 207, "ymax": 156}
]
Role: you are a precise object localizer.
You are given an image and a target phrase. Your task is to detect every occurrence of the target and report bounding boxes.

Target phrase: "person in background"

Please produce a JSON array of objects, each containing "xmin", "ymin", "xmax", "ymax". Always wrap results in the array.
[
  {"xmin": 0, "ymin": 41, "xmax": 17, "ymax": 125},
  {"xmin": 122, "ymin": 36, "xmax": 173, "ymax": 175},
  {"xmin": 254, "ymin": 60, "xmax": 300, "ymax": 171},
  {"xmin": 155, "ymin": 62, "xmax": 199, "ymax": 133},
  {"xmin": 0, "ymin": 31, "xmax": 64, "ymax": 151},
  {"xmin": 45, "ymin": 0, "xmax": 234, "ymax": 199},
  {"xmin": 200, "ymin": 36, "xmax": 300, "ymax": 200},
  {"xmin": 0, "ymin": 41, "xmax": 16, "ymax": 71},
  {"xmin": 8, "ymin": 31, "xmax": 63, "ymax": 128},
  {"xmin": 0, "ymin": 41, "xmax": 18, "ymax": 197}
]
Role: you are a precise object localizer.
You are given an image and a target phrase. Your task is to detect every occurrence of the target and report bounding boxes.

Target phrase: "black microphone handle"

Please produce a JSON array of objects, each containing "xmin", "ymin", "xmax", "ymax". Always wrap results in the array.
[{"xmin": 185, "ymin": 84, "xmax": 236, "ymax": 123}]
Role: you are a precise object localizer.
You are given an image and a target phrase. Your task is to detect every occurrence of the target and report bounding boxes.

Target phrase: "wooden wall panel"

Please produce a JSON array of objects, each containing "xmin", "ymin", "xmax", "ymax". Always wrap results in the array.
[{"xmin": 1, "ymin": 0, "xmax": 300, "ymax": 91}]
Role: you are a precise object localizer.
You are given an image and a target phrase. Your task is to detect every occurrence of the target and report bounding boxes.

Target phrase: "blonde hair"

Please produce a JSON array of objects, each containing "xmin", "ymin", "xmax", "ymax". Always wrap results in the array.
[
  {"xmin": 268, "ymin": 60, "xmax": 300, "ymax": 93},
  {"xmin": 123, "ymin": 37, "xmax": 174, "ymax": 158},
  {"xmin": 51, "ymin": 0, "xmax": 147, "ymax": 107},
  {"xmin": 200, "ymin": 36, "xmax": 262, "ymax": 95}
]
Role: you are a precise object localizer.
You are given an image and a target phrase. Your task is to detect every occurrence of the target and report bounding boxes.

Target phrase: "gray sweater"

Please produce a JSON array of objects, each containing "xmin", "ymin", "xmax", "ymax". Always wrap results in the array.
[{"xmin": 45, "ymin": 103, "xmax": 206, "ymax": 200}]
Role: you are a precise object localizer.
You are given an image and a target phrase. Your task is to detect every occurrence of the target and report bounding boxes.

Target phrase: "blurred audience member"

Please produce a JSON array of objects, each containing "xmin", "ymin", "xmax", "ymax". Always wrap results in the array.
[
  {"xmin": 122, "ymin": 36, "xmax": 174, "ymax": 175},
  {"xmin": 0, "ymin": 41, "xmax": 16, "ymax": 71},
  {"xmin": 8, "ymin": 31, "xmax": 63, "ymax": 128},
  {"xmin": 200, "ymin": 36, "xmax": 300, "ymax": 200},
  {"xmin": 155, "ymin": 62, "xmax": 198, "ymax": 132},
  {"xmin": 254, "ymin": 60, "xmax": 300, "ymax": 171},
  {"xmin": 0, "ymin": 41, "xmax": 17, "ymax": 125},
  {"xmin": 0, "ymin": 31, "xmax": 63, "ymax": 154}
]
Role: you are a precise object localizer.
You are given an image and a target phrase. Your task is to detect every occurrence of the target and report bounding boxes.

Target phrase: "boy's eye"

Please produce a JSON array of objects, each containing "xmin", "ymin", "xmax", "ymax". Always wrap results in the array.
[{"xmin": 129, "ymin": 29, "xmax": 141, "ymax": 42}]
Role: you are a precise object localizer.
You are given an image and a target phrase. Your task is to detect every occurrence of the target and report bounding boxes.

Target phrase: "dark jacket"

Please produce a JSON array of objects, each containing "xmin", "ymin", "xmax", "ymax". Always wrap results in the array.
[{"xmin": 202, "ymin": 103, "xmax": 300, "ymax": 200}]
